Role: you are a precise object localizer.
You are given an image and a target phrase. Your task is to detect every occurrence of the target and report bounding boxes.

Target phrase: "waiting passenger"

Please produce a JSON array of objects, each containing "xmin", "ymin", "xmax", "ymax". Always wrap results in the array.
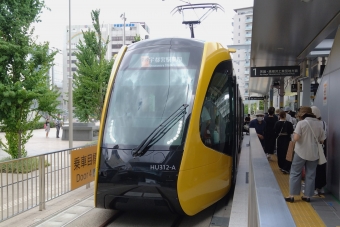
[
  {"xmin": 249, "ymin": 110, "xmax": 266, "ymax": 148},
  {"xmin": 274, "ymin": 111, "xmax": 294, "ymax": 173},
  {"xmin": 244, "ymin": 114, "xmax": 250, "ymax": 135},
  {"xmin": 284, "ymin": 106, "xmax": 325, "ymax": 203},
  {"xmin": 311, "ymin": 106, "xmax": 327, "ymax": 195},
  {"xmin": 264, "ymin": 107, "xmax": 278, "ymax": 160}
]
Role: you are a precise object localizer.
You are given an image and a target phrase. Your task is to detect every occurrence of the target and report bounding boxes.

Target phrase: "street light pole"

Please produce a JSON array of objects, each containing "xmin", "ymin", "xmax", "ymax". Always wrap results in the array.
[
  {"xmin": 68, "ymin": 0, "xmax": 73, "ymax": 148},
  {"xmin": 121, "ymin": 13, "xmax": 126, "ymax": 45}
]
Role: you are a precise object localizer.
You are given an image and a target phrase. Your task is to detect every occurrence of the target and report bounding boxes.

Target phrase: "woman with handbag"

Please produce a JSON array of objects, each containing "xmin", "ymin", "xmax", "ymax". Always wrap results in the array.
[
  {"xmin": 274, "ymin": 111, "xmax": 293, "ymax": 174},
  {"xmin": 284, "ymin": 106, "xmax": 326, "ymax": 203}
]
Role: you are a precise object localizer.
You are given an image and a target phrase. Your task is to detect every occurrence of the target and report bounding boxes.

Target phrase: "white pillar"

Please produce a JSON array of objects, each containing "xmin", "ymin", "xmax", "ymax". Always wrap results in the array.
[{"xmin": 68, "ymin": 0, "xmax": 73, "ymax": 148}]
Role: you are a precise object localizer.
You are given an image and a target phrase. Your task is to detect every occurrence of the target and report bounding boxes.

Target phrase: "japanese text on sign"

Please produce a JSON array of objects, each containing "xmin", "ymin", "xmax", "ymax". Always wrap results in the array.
[
  {"xmin": 71, "ymin": 146, "xmax": 97, "ymax": 190},
  {"xmin": 251, "ymin": 66, "xmax": 300, "ymax": 77},
  {"xmin": 130, "ymin": 52, "xmax": 190, "ymax": 68}
]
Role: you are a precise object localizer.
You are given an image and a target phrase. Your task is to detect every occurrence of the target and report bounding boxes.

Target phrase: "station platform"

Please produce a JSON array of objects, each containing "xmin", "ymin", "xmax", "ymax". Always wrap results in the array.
[
  {"xmin": 269, "ymin": 155, "xmax": 340, "ymax": 227},
  {"xmin": 1, "ymin": 130, "xmax": 340, "ymax": 226}
]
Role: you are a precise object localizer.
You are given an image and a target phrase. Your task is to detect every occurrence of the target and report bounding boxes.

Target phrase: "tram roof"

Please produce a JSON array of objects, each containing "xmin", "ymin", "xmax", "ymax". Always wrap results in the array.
[{"xmin": 249, "ymin": 0, "xmax": 340, "ymax": 96}]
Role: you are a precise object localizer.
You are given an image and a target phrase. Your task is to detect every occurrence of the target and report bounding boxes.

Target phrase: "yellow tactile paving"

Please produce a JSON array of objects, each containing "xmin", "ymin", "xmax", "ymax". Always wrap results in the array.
[{"xmin": 268, "ymin": 155, "xmax": 326, "ymax": 227}]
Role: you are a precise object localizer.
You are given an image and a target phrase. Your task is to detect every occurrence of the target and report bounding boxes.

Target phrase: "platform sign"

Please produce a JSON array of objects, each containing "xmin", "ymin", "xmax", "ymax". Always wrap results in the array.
[
  {"xmin": 247, "ymin": 96, "xmax": 265, "ymax": 100},
  {"xmin": 251, "ymin": 66, "xmax": 300, "ymax": 77},
  {"xmin": 291, "ymin": 84, "xmax": 302, "ymax": 92},
  {"xmin": 311, "ymin": 84, "xmax": 319, "ymax": 92},
  {"xmin": 71, "ymin": 145, "xmax": 97, "ymax": 190}
]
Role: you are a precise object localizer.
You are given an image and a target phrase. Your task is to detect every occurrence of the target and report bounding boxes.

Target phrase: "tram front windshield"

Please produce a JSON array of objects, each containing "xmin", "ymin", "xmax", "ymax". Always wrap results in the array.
[{"xmin": 102, "ymin": 46, "xmax": 203, "ymax": 150}]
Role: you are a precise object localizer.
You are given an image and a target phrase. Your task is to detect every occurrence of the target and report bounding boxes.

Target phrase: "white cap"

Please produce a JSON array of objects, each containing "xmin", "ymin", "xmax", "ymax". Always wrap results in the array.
[
  {"xmin": 311, "ymin": 106, "xmax": 321, "ymax": 118},
  {"xmin": 255, "ymin": 110, "xmax": 264, "ymax": 116}
]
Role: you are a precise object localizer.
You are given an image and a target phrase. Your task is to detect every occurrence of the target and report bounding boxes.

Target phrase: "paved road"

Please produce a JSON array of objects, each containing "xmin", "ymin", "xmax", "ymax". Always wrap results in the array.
[{"xmin": 0, "ymin": 128, "xmax": 93, "ymax": 159}]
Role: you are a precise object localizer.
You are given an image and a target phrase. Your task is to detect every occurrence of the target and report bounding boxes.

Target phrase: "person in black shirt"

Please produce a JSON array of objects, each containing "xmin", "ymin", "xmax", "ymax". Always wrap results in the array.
[
  {"xmin": 264, "ymin": 107, "xmax": 278, "ymax": 160},
  {"xmin": 244, "ymin": 114, "xmax": 251, "ymax": 135},
  {"xmin": 274, "ymin": 111, "xmax": 294, "ymax": 173},
  {"xmin": 249, "ymin": 110, "xmax": 266, "ymax": 148}
]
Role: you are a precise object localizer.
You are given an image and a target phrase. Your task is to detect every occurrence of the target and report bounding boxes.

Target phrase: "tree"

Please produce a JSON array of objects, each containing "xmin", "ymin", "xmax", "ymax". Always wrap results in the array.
[
  {"xmin": 244, "ymin": 104, "xmax": 249, "ymax": 115},
  {"xmin": 0, "ymin": 0, "xmax": 60, "ymax": 158},
  {"xmin": 133, "ymin": 34, "xmax": 141, "ymax": 43},
  {"xmin": 73, "ymin": 10, "xmax": 114, "ymax": 122},
  {"xmin": 259, "ymin": 100, "xmax": 264, "ymax": 110}
]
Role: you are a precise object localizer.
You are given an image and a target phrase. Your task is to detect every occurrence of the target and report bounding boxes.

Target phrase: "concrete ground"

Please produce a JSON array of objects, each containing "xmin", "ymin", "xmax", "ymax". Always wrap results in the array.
[{"xmin": 0, "ymin": 128, "xmax": 93, "ymax": 159}]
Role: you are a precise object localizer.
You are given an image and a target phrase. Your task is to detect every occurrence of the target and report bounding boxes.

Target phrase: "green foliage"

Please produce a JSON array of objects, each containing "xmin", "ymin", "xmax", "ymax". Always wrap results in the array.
[
  {"xmin": 73, "ymin": 10, "xmax": 114, "ymax": 122},
  {"xmin": 0, "ymin": 157, "xmax": 50, "ymax": 173},
  {"xmin": 134, "ymin": 34, "xmax": 141, "ymax": 42},
  {"xmin": 0, "ymin": 1, "xmax": 61, "ymax": 158},
  {"xmin": 259, "ymin": 101, "xmax": 264, "ymax": 110},
  {"xmin": 244, "ymin": 104, "xmax": 249, "ymax": 115},
  {"xmin": 250, "ymin": 103, "xmax": 257, "ymax": 115}
]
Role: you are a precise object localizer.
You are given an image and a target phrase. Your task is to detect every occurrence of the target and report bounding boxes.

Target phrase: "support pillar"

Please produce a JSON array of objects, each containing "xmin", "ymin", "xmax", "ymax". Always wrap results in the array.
[
  {"xmin": 279, "ymin": 77, "xmax": 285, "ymax": 108},
  {"xmin": 269, "ymin": 88, "xmax": 273, "ymax": 107},
  {"xmin": 301, "ymin": 60, "xmax": 311, "ymax": 106}
]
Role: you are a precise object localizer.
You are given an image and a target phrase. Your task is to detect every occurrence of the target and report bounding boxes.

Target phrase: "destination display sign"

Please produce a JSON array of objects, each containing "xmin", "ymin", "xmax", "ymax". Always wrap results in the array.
[
  {"xmin": 246, "ymin": 96, "xmax": 265, "ymax": 100},
  {"xmin": 251, "ymin": 66, "xmax": 300, "ymax": 77},
  {"xmin": 129, "ymin": 52, "xmax": 190, "ymax": 68}
]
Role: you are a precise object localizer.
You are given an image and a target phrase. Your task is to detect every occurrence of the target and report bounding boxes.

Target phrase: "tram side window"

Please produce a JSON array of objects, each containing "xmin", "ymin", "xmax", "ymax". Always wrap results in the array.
[{"xmin": 200, "ymin": 61, "xmax": 232, "ymax": 154}]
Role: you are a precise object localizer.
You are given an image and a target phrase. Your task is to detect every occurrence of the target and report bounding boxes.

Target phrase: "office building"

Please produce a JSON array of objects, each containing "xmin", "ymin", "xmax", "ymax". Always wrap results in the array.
[{"xmin": 62, "ymin": 22, "xmax": 150, "ymax": 115}]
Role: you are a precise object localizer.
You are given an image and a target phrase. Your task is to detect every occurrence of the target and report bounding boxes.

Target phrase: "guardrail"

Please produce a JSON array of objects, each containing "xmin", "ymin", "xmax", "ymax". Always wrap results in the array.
[
  {"xmin": 248, "ymin": 128, "xmax": 296, "ymax": 227},
  {"xmin": 0, "ymin": 145, "xmax": 95, "ymax": 222}
]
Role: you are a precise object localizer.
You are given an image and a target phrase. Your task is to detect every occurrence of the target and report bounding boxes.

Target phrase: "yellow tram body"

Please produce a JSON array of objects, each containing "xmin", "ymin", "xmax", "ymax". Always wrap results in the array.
[
  {"xmin": 95, "ymin": 38, "xmax": 242, "ymax": 216},
  {"xmin": 178, "ymin": 42, "xmax": 234, "ymax": 215}
]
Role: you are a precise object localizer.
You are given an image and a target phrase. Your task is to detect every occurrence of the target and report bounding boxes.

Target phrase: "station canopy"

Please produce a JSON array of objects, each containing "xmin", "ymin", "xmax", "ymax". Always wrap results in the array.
[{"xmin": 250, "ymin": 0, "xmax": 340, "ymax": 96}]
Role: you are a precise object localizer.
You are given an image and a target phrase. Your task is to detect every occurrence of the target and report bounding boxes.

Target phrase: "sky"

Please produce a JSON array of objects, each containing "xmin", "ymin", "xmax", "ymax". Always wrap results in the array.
[{"xmin": 33, "ymin": 0, "xmax": 254, "ymax": 51}]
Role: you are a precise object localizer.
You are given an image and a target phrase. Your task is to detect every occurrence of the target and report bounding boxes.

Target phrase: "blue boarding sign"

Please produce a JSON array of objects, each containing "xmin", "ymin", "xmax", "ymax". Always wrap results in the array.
[{"xmin": 251, "ymin": 66, "xmax": 300, "ymax": 77}]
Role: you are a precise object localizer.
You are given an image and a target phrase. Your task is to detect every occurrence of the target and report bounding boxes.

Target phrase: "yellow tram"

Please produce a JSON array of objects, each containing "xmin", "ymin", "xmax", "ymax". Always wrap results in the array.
[{"xmin": 95, "ymin": 38, "xmax": 243, "ymax": 215}]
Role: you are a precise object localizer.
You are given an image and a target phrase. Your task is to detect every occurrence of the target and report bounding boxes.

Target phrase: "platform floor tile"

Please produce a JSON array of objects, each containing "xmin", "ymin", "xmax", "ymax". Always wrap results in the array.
[{"xmin": 268, "ymin": 155, "xmax": 326, "ymax": 227}]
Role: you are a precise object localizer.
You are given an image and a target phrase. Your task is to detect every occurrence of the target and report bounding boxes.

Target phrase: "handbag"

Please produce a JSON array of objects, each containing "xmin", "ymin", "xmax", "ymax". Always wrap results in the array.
[
  {"xmin": 305, "ymin": 121, "xmax": 327, "ymax": 165},
  {"xmin": 286, "ymin": 141, "xmax": 295, "ymax": 161},
  {"xmin": 276, "ymin": 121, "xmax": 286, "ymax": 150}
]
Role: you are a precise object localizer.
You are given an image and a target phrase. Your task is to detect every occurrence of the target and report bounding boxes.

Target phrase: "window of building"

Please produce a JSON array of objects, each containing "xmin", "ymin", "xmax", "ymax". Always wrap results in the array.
[
  {"xmin": 199, "ymin": 61, "xmax": 233, "ymax": 155},
  {"xmin": 238, "ymin": 40, "xmax": 240, "ymax": 43},
  {"xmin": 112, "ymin": 44, "xmax": 123, "ymax": 49},
  {"xmin": 71, "ymin": 67, "xmax": 77, "ymax": 71},
  {"xmin": 238, "ymin": 54, "xmax": 240, "ymax": 58},
  {"xmin": 238, "ymin": 69, "xmax": 240, "ymax": 72},
  {"xmin": 112, "ymin": 36, "xmax": 123, "ymax": 41},
  {"xmin": 239, "ymin": 18, "xmax": 240, "ymax": 22},
  {"xmin": 238, "ymin": 33, "xmax": 240, "ymax": 36},
  {"xmin": 238, "ymin": 25, "xmax": 240, "ymax": 29}
]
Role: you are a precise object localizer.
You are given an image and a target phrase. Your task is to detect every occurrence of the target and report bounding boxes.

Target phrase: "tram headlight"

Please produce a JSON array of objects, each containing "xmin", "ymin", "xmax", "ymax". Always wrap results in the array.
[{"xmin": 167, "ymin": 120, "xmax": 183, "ymax": 145}]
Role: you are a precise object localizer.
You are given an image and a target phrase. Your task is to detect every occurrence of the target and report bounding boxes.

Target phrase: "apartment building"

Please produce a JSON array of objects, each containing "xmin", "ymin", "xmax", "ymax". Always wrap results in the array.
[{"xmin": 228, "ymin": 7, "xmax": 253, "ymax": 100}]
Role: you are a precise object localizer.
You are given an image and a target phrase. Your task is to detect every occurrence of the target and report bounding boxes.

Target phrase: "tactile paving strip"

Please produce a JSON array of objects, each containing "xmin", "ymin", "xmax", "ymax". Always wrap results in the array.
[{"xmin": 268, "ymin": 155, "xmax": 326, "ymax": 227}]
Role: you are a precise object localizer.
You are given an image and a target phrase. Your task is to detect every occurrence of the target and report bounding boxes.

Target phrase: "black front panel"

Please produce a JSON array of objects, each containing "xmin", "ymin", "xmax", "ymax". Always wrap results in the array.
[{"xmin": 96, "ymin": 38, "xmax": 204, "ymax": 213}]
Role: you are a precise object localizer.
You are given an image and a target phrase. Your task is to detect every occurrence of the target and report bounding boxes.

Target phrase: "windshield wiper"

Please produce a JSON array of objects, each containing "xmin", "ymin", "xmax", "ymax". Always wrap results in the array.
[{"xmin": 132, "ymin": 104, "xmax": 189, "ymax": 157}]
